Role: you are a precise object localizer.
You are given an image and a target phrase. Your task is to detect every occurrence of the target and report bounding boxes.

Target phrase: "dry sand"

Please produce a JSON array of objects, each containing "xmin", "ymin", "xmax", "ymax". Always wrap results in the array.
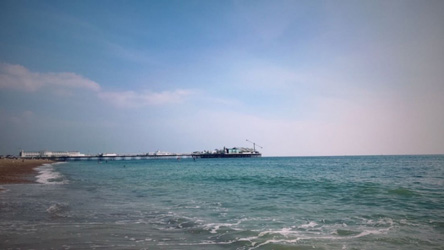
[{"xmin": 0, "ymin": 158, "xmax": 54, "ymax": 184}]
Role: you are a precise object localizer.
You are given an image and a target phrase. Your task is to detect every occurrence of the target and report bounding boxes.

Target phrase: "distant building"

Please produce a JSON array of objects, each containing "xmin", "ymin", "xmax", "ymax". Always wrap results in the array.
[
  {"xmin": 196, "ymin": 146, "xmax": 261, "ymax": 158},
  {"xmin": 154, "ymin": 150, "xmax": 173, "ymax": 156},
  {"xmin": 226, "ymin": 147, "xmax": 256, "ymax": 154},
  {"xmin": 20, "ymin": 150, "xmax": 85, "ymax": 158},
  {"xmin": 19, "ymin": 151, "xmax": 41, "ymax": 158},
  {"xmin": 100, "ymin": 153, "xmax": 117, "ymax": 157}
]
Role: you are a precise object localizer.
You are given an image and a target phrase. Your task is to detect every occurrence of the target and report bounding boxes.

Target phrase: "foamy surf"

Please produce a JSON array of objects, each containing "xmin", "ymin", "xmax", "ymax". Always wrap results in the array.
[
  {"xmin": 35, "ymin": 163, "xmax": 68, "ymax": 184},
  {"xmin": 0, "ymin": 186, "xmax": 10, "ymax": 193},
  {"xmin": 47, "ymin": 202, "xmax": 70, "ymax": 217},
  {"xmin": 236, "ymin": 218, "xmax": 395, "ymax": 250}
]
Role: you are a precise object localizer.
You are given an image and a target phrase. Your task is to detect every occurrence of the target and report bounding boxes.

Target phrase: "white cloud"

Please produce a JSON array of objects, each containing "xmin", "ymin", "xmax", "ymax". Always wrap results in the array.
[
  {"xmin": 0, "ymin": 63, "xmax": 197, "ymax": 108},
  {"xmin": 0, "ymin": 63, "xmax": 101, "ymax": 92},
  {"xmin": 98, "ymin": 89, "xmax": 195, "ymax": 108}
]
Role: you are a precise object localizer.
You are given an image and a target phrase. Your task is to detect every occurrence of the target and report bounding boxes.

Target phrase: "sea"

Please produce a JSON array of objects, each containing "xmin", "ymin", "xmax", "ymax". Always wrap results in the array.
[{"xmin": 1, "ymin": 155, "xmax": 443, "ymax": 249}]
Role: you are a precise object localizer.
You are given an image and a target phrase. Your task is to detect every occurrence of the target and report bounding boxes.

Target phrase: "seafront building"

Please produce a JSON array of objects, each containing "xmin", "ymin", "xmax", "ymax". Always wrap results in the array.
[
  {"xmin": 196, "ymin": 147, "xmax": 261, "ymax": 158},
  {"xmin": 20, "ymin": 150, "xmax": 86, "ymax": 158}
]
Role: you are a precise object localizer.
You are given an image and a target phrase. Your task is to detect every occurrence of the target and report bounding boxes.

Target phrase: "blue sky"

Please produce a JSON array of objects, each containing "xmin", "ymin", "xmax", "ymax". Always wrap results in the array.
[{"xmin": 1, "ymin": 0, "xmax": 443, "ymax": 156}]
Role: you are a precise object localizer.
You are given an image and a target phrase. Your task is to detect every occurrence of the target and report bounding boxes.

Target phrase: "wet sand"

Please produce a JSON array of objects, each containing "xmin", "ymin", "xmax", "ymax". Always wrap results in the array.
[{"xmin": 0, "ymin": 159, "xmax": 54, "ymax": 184}]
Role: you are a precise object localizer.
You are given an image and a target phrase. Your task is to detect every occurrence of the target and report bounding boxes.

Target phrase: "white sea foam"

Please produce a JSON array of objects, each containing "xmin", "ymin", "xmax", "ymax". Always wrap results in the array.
[
  {"xmin": 0, "ymin": 186, "xmax": 10, "ymax": 193},
  {"xmin": 157, "ymin": 240, "xmax": 235, "ymax": 246},
  {"xmin": 298, "ymin": 221, "xmax": 318, "ymax": 229},
  {"xmin": 204, "ymin": 218, "xmax": 249, "ymax": 233},
  {"xmin": 258, "ymin": 227, "xmax": 299, "ymax": 237},
  {"xmin": 250, "ymin": 238, "xmax": 301, "ymax": 249},
  {"xmin": 35, "ymin": 163, "xmax": 68, "ymax": 184},
  {"xmin": 242, "ymin": 218, "xmax": 395, "ymax": 250},
  {"xmin": 47, "ymin": 202, "xmax": 70, "ymax": 217},
  {"xmin": 246, "ymin": 228, "xmax": 392, "ymax": 250}
]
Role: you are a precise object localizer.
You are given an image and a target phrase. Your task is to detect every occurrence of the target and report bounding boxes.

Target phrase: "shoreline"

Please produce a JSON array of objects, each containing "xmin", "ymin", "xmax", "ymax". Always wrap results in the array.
[{"xmin": 0, "ymin": 158, "xmax": 55, "ymax": 185}]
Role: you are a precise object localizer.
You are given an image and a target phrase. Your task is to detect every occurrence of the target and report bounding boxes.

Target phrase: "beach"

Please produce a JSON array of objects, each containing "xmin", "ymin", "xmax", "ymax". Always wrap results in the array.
[{"xmin": 0, "ymin": 158, "xmax": 54, "ymax": 184}]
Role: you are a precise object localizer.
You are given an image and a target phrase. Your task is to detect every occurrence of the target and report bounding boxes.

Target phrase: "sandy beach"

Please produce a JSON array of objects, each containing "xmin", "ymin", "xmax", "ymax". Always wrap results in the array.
[{"xmin": 0, "ymin": 158, "xmax": 54, "ymax": 184}]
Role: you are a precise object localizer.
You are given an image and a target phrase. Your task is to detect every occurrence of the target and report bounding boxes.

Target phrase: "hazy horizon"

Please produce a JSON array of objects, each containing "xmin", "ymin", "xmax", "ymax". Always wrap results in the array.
[
  {"xmin": 12, "ymin": 149, "xmax": 444, "ymax": 158},
  {"xmin": 1, "ymin": 0, "xmax": 443, "ymax": 157}
]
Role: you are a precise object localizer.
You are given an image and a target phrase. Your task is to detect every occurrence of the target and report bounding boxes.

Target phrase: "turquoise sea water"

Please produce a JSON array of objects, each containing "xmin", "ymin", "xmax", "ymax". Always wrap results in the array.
[{"xmin": 1, "ymin": 155, "xmax": 444, "ymax": 249}]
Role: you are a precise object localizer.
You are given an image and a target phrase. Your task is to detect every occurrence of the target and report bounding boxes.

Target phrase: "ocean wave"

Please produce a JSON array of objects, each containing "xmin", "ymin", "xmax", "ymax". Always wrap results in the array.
[
  {"xmin": 204, "ymin": 218, "xmax": 248, "ymax": 234},
  {"xmin": 36, "ymin": 163, "xmax": 68, "ymax": 184},
  {"xmin": 152, "ymin": 213, "xmax": 395, "ymax": 249},
  {"xmin": 152, "ymin": 212, "xmax": 396, "ymax": 248},
  {"xmin": 0, "ymin": 186, "xmax": 10, "ymax": 193},
  {"xmin": 298, "ymin": 221, "xmax": 319, "ymax": 229},
  {"xmin": 47, "ymin": 202, "xmax": 70, "ymax": 217},
  {"xmin": 236, "ymin": 218, "xmax": 394, "ymax": 249},
  {"xmin": 387, "ymin": 187, "xmax": 418, "ymax": 197}
]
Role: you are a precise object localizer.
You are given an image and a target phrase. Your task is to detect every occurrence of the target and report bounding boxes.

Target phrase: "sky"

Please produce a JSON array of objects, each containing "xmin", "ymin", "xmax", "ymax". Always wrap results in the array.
[{"xmin": 0, "ymin": 0, "xmax": 443, "ymax": 156}]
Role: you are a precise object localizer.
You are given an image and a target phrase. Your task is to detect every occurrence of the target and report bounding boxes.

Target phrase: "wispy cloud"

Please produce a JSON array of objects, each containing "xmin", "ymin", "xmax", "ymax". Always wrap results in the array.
[
  {"xmin": 0, "ymin": 63, "xmax": 197, "ymax": 108},
  {"xmin": 0, "ymin": 63, "xmax": 101, "ymax": 92},
  {"xmin": 98, "ymin": 89, "xmax": 195, "ymax": 108}
]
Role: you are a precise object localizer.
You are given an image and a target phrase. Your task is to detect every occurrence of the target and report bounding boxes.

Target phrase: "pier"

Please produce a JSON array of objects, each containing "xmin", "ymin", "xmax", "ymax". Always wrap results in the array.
[
  {"xmin": 40, "ymin": 153, "xmax": 195, "ymax": 161},
  {"xmin": 39, "ymin": 153, "xmax": 260, "ymax": 161},
  {"xmin": 19, "ymin": 147, "xmax": 262, "ymax": 161}
]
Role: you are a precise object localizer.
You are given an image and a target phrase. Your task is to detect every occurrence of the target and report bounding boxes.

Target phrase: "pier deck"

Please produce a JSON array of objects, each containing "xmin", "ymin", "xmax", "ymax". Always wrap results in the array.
[{"xmin": 24, "ymin": 152, "xmax": 261, "ymax": 161}]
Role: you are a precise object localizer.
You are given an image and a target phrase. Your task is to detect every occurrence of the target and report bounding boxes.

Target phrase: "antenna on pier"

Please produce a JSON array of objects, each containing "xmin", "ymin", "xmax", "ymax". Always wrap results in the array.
[{"xmin": 246, "ymin": 139, "xmax": 263, "ymax": 152}]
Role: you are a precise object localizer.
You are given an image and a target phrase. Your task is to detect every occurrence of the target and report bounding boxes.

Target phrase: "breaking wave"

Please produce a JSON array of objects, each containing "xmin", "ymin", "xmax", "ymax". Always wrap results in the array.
[
  {"xmin": 47, "ymin": 202, "xmax": 70, "ymax": 218},
  {"xmin": 35, "ymin": 163, "xmax": 68, "ymax": 184}
]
